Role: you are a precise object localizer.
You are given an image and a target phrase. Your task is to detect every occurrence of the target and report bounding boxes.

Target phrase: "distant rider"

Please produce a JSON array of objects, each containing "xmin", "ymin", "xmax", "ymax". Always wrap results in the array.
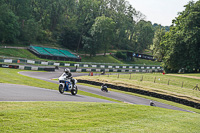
[{"xmin": 101, "ymin": 83, "xmax": 108, "ymax": 92}]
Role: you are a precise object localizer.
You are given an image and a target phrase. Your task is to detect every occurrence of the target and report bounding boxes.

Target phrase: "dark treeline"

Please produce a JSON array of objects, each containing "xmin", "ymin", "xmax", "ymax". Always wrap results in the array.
[
  {"xmin": 1, "ymin": 0, "xmax": 199, "ymax": 73},
  {"xmin": 0, "ymin": 0, "xmax": 164, "ymax": 56},
  {"xmin": 151, "ymin": 1, "xmax": 200, "ymax": 73}
]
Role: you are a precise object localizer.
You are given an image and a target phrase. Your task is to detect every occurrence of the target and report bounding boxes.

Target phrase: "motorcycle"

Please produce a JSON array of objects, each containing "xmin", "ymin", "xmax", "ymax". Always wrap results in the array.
[
  {"xmin": 58, "ymin": 75, "xmax": 78, "ymax": 95},
  {"xmin": 101, "ymin": 84, "xmax": 108, "ymax": 92}
]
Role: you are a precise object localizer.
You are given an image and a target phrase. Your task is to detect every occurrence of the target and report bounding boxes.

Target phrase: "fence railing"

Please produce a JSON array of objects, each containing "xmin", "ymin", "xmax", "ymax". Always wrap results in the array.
[{"xmin": 93, "ymin": 73, "xmax": 200, "ymax": 92}]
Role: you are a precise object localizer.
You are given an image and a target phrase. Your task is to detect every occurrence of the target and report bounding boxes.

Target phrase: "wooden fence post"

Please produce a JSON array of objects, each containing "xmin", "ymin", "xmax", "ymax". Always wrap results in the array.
[
  {"xmin": 140, "ymin": 76, "xmax": 143, "ymax": 81},
  {"xmin": 181, "ymin": 82, "xmax": 184, "ymax": 88}
]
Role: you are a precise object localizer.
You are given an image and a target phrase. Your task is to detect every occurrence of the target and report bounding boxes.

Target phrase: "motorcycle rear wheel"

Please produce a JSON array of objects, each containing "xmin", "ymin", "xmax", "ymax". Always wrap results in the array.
[{"xmin": 71, "ymin": 86, "xmax": 78, "ymax": 95}]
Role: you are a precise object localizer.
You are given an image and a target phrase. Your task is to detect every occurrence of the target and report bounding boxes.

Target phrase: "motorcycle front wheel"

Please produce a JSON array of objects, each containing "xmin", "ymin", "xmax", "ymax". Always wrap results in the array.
[
  {"xmin": 71, "ymin": 86, "xmax": 78, "ymax": 95},
  {"xmin": 59, "ymin": 84, "xmax": 64, "ymax": 94}
]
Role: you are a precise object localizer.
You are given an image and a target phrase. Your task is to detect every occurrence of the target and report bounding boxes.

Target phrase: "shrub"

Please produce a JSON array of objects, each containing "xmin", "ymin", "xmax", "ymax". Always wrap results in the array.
[{"xmin": 116, "ymin": 51, "xmax": 127, "ymax": 60}]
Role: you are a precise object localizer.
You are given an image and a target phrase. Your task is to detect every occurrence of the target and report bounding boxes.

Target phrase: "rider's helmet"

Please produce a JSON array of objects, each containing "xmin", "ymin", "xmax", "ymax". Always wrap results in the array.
[
  {"xmin": 64, "ymin": 68, "xmax": 70, "ymax": 74},
  {"xmin": 102, "ymin": 83, "xmax": 106, "ymax": 86}
]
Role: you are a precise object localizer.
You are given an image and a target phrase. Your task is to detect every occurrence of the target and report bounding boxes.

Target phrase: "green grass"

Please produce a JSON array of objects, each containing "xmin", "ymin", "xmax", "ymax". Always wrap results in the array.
[
  {"xmin": 81, "ymin": 55, "xmax": 161, "ymax": 65},
  {"xmin": 76, "ymin": 73, "xmax": 200, "ymax": 103},
  {"xmin": 132, "ymin": 58, "xmax": 161, "ymax": 65},
  {"xmin": 78, "ymin": 83, "xmax": 200, "ymax": 113},
  {"xmin": 179, "ymin": 73, "xmax": 200, "ymax": 77},
  {"xmin": 81, "ymin": 55, "xmax": 123, "ymax": 64},
  {"xmin": 0, "ymin": 68, "xmax": 200, "ymax": 132},
  {"xmin": 0, "ymin": 48, "xmax": 40, "ymax": 59},
  {"xmin": 142, "ymin": 49, "xmax": 153, "ymax": 56},
  {"xmin": 0, "ymin": 48, "xmax": 160, "ymax": 65},
  {"xmin": 123, "ymin": 58, "xmax": 161, "ymax": 65},
  {"xmin": 1, "ymin": 102, "xmax": 200, "ymax": 133}
]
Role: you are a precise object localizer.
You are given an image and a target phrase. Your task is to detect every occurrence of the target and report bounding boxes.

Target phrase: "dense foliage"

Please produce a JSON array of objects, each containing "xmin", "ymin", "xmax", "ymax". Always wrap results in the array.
[
  {"xmin": 152, "ymin": 1, "xmax": 200, "ymax": 73},
  {"xmin": 0, "ymin": 0, "xmax": 156, "ymax": 55}
]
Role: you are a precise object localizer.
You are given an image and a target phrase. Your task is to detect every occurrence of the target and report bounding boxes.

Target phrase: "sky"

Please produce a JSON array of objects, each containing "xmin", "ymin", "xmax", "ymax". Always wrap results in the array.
[{"xmin": 127, "ymin": 0, "xmax": 198, "ymax": 26}]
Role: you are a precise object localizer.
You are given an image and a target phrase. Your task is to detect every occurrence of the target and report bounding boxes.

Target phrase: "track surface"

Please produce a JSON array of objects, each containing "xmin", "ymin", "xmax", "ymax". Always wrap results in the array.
[
  {"xmin": 17, "ymin": 68, "xmax": 192, "ymax": 112},
  {"xmin": 0, "ymin": 84, "xmax": 114, "ymax": 103}
]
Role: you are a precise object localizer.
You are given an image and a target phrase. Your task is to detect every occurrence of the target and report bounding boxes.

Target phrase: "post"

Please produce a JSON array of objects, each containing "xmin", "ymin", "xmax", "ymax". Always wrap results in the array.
[
  {"xmin": 168, "ymin": 80, "xmax": 170, "ymax": 85},
  {"xmin": 154, "ymin": 77, "xmax": 156, "ymax": 83},
  {"xmin": 129, "ymin": 73, "xmax": 131, "ymax": 80},
  {"xmin": 193, "ymin": 84, "xmax": 199, "ymax": 91},
  {"xmin": 181, "ymin": 82, "xmax": 184, "ymax": 88},
  {"xmin": 140, "ymin": 75, "xmax": 143, "ymax": 81},
  {"xmin": 118, "ymin": 73, "xmax": 119, "ymax": 78}
]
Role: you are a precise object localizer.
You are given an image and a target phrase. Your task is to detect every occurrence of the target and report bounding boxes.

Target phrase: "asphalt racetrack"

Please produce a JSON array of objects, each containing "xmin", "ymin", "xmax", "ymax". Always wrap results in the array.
[
  {"xmin": 0, "ymin": 83, "xmax": 114, "ymax": 103},
  {"xmin": 0, "ymin": 68, "xmax": 192, "ymax": 112}
]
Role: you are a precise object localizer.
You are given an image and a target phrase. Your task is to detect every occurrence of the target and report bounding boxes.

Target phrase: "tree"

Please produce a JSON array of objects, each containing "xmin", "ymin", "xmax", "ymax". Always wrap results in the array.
[
  {"xmin": 90, "ymin": 15, "xmax": 115, "ymax": 56},
  {"xmin": 82, "ymin": 35, "xmax": 97, "ymax": 57},
  {"xmin": 162, "ymin": 1, "xmax": 200, "ymax": 73},
  {"xmin": 151, "ymin": 28, "xmax": 166, "ymax": 61},
  {"xmin": 0, "ymin": 0, "xmax": 153, "ymax": 54},
  {"xmin": 136, "ymin": 20, "xmax": 154, "ymax": 52},
  {"xmin": 19, "ymin": 19, "xmax": 41, "ymax": 44},
  {"xmin": 0, "ymin": 4, "xmax": 20, "ymax": 43}
]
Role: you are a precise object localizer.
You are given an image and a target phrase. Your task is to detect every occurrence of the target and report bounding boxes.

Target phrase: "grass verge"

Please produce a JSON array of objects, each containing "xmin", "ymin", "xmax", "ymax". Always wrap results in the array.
[
  {"xmin": 81, "ymin": 55, "xmax": 123, "ymax": 64},
  {"xmin": 0, "ymin": 48, "xmax": 40, "ymax": 59},
  {"xmin": 1, "ymin": 102, "xmax": 200, "ymax": 133},
  {"xmin": 76, "ymin": 73, "xmax": 200, "ymax": 103},
  {"xmin": 78, "ymin": 83, "xmax": 200, "ymax": 113}
]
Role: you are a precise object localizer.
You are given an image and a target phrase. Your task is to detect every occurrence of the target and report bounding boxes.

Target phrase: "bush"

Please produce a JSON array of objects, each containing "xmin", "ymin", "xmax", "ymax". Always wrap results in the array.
[{"xmin": 115, "ymin": 51, "xmax": 127, "ymax": 60}]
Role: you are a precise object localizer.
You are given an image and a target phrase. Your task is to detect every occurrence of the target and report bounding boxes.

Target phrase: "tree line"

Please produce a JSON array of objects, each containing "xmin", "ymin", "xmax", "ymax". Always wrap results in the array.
[
  {"xmin": 151, "ymin": 0, "xmax": 200, "ymax": 73},
  {"xmin": 0, "ymin": 0, "xmax": 167, "ymax": 56},
  {"xmin": 2, "ymin": 0, "xmax": 198, "ymax": 73}
]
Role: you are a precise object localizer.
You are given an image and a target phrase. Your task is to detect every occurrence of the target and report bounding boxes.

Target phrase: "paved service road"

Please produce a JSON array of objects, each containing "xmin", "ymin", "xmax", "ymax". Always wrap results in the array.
[
  {"xmin": 0, "ymin": 83, "xmax": 114, "ymax": 103},
  {"xmin": 18, "ymin": 69, "xmax": 193, "ymax": 112}
]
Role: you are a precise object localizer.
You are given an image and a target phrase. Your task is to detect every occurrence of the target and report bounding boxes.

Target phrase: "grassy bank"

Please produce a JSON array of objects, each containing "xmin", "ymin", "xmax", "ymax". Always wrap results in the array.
[
  {"xmin": 81, "ymin": 55, "xmax": 123, "ymax": 64},
  {"xmin": 1, "ymin": 102, "xmax": 200, "ymax": 133},
  {"xmin": 0, "ymin": 48, "xmax": 40, "ymax": 59},
  {"xmin": 0, "ymin": 48, "xmax": 161, "ymax": 65},
  {"xmin": 76, "ymin": 73, "xmax": 200, "ymax": 103}
]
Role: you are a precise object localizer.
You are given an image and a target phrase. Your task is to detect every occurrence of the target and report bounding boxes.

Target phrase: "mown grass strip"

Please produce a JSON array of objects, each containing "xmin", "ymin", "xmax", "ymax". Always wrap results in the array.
[{"xmin": 1, "ymin": 102, "xmax": 200, "ymax": 133}]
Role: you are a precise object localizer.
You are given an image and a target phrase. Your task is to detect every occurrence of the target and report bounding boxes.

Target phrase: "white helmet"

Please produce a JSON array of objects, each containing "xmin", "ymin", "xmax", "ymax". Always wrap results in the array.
[{"xmin": 64, "ymin": 68, "xmax": 70, "ymax": 73}]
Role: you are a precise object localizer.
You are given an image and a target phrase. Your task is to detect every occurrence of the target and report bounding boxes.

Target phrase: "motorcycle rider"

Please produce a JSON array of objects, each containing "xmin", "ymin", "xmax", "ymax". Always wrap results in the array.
[
  {"xmin": 101, "ymin": 83, "xmax": 108, "ymax": 92},
  {"xmin": 62, "ymin": 68, "xmax": 75, "ymax": 88}
]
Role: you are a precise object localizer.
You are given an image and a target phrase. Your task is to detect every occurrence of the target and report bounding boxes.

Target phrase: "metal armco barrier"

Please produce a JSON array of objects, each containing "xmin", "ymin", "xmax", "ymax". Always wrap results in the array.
[
  {"xmin": 77, "ymin": 79, "xmax": 200, "ymax": 109},
  {"xmin": 0, "ymin": 64, "xmax": 19, "ymax": 69},
  {"xmin": 70, "ymin": 69, "xmax": 162, "ymax": 73},
  {"xmin": 0, "ymin": 64, "xmax": 55, "ymax": 71},
  {"xmin": 0, "ymin": 58, "xmax": 163, "ymax": 73}
]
